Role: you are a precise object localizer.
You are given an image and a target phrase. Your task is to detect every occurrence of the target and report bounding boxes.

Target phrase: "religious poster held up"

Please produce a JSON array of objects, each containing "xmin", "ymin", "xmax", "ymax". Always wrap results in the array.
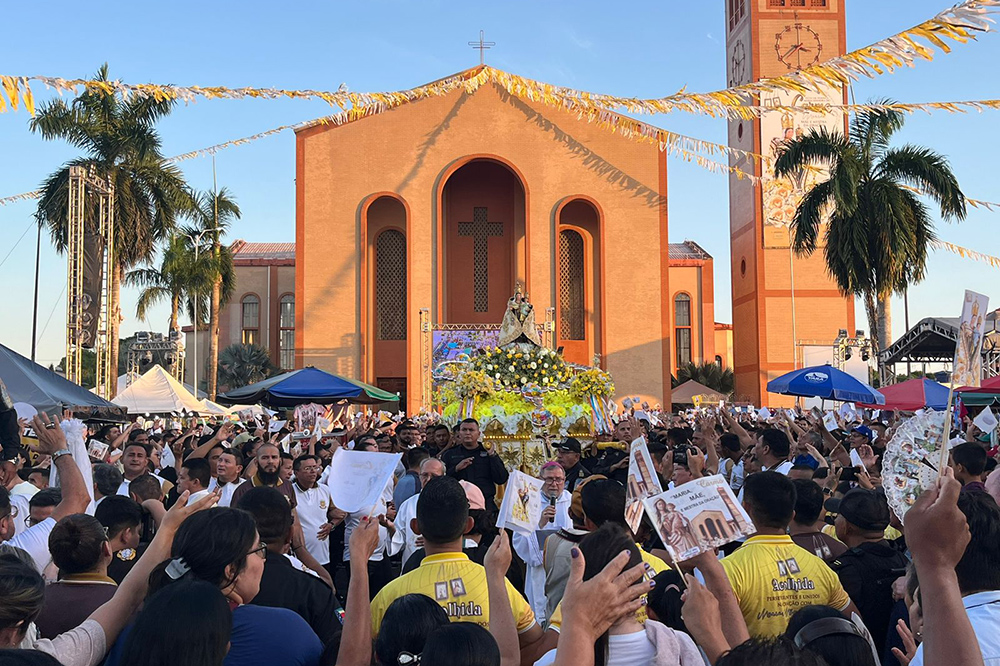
[
  {"xmin": 642, "ymin": 475, "xmax": 755, "ymax": 563},
  {"xmin": 953, "ymin": 290, "xmax": 990, "ymax": 387},
  {"xmin": 624, "ymin": 438, "xmax": 663, "ymax": 533}
]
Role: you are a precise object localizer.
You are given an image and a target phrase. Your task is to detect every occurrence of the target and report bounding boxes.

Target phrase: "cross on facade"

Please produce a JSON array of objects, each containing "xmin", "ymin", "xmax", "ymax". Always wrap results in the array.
[
  {"xmin": 468, "ymin": 30, "xmax": 496, "ymax": 65},
  {"xmin": 458, "ymin": 207, "xmax": 503, "ymax": 312}
]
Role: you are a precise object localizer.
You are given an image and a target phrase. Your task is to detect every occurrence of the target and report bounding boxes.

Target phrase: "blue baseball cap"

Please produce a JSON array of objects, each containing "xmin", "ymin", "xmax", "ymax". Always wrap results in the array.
[{"xmin": 851, "ymin": 425, "xmax": 874, "ymax": 441}]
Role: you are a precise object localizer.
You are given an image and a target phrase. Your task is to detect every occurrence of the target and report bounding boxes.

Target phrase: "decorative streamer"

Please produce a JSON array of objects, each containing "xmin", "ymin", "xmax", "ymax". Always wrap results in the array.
[
  {"xmin": 0, "ymin": 0, "xmax": 996, "ymax": 122},
  {"xmin": 589, "ymin": 394, "xmax": 611, "ymax": 435},
  {"xmin": 931, "ymin": 239, "xmax": 1000, "ymax": 269}
]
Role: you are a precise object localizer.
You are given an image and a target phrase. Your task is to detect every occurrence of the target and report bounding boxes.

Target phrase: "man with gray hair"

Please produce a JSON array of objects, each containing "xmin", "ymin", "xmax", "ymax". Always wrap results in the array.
[
  {"xmin": 388, "ymin": 456, "xmax": 446, "ymax": 563},
  {"xmin": 92, "ymin": 463, "xmax": 123, "ymax": 508}
]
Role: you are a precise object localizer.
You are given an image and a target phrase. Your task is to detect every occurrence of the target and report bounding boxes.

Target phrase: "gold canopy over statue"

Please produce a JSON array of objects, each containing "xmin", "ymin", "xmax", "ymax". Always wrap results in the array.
[{"xmin": 498, "ymin": 283, "xmax": 542, "ymax": 347}]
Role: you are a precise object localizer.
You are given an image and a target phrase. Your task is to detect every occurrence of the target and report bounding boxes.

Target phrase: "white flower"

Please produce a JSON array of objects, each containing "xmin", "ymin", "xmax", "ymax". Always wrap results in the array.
[
  {"xmin": 503, "ymin": 379, "xmax": 510, "ymax": 385},
  {"xmin": 542, "ymin": 377, "xmax": 550, "ymax": 384},
  {"xmin": 487, "ymin": 364, "xmax": 494, "ymax": 370},
  {"xmin": 508, "ymin": 365, "xmax": 515, "ymax": 372},
  {"xmin": 520, "ymin": 377, "xmax": 527, "ymax": 384},
  {"xmin": 543, "ymin": 363, "xmax": 549, "ymax": 369},
  {"xmin": 530, "ymin": 362, "xmax": 537, "ymax": 369},
  {"xmin": 495, "ymin": 373, "xmax": 500, "ymax": 379}
]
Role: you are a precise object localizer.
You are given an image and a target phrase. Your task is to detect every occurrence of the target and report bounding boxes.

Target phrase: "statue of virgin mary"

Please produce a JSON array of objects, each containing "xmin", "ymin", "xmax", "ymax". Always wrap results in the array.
[{"xmin": 498, "ymin": 284, "xmax": 542, "ymax": 347}]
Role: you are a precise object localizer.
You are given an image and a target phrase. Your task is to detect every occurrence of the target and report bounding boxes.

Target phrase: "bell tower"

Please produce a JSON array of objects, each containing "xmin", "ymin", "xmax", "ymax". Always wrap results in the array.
[{"xmin": 724, "ymin": 0, "xmax": 855, "ymax": 406}]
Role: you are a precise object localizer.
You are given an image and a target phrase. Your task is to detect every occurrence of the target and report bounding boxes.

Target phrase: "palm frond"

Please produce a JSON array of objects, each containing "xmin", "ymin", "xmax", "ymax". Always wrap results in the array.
[
  {"xmin": 773, "ymin": 127, "xmax": 850, "ymax": 178},
  {"xmin": 877, "ymin": 145, "xmax": 967, "ymax": 221}
]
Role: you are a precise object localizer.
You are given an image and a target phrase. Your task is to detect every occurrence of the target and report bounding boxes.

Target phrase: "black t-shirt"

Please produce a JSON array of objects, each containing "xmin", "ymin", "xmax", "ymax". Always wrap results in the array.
[
  {"xmin": 831, "ymin": 540, "xmax": 909, "ymax": 651},
  {"xmin": 250, "ymin": 550, "xmax": 340, "ymax": 643}
]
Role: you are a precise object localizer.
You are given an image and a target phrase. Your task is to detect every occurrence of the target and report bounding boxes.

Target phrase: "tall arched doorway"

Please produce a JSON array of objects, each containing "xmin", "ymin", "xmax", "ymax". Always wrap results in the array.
[
  {"xmin": 556, "ymin": 198, "xmax": 602, "ymax": 366},
  {"xmin": 366, "ymin": 195, "xmax": 408, "ymax": 407},
  {"xmin": 442, "ymin": 159, "xmax": 526, "ymax": 324}
]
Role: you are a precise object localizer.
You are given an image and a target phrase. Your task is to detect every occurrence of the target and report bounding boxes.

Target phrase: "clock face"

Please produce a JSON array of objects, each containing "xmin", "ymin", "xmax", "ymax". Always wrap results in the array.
[
  {"xmin": 774, "ymin": 22, "xmax": 823, "ymax": 70},
  {"xmin": 728, "ymin": 39, "xmax": 748, "ymax": 87}
]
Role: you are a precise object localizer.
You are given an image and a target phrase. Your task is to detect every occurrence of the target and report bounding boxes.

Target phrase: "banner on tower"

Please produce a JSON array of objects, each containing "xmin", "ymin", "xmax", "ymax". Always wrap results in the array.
[{"xmin": 760, "ymin": 86, "xmax": 843, "ymax": 249}]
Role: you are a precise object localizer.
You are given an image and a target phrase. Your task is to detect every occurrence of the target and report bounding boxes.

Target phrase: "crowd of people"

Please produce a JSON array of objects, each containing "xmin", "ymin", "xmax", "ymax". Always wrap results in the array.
[{"xmin": 0, "ymin": 399, "xmax": 998, "ymax": 666}]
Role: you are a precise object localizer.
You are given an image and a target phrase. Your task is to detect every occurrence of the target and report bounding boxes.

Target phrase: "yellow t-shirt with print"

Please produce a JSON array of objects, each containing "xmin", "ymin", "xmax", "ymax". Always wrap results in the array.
[
  {"xmin": 370, "ymin": 552, "xmax": 536, "ymax": 635},
  {"xmin": 546, "ymin": 544, "xmax": 669, "ymax": 631},
  {"xmin": 721, "ymin": 534, "xmax": 851, "ymax": 638}
]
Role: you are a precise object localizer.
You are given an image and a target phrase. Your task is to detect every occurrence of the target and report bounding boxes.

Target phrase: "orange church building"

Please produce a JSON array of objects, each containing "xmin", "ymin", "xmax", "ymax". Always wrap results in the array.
[{"xmin": 293, "ymin": 77, "xmax": 730, "ymax": 413}]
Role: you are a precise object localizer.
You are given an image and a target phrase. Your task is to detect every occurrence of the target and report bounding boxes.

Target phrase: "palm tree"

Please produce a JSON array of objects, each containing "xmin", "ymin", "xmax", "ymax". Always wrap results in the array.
[
  {"xmin": 184, "ymin": 189, "xmax": 241, "ymax": 399},
  {"xmin": 674, "ymin": 362, "xmax": 735, "ymax": 395},
  {"xmin": 31, "ymin": 64, "xmax": 192, "ymax": 396},
  {"xmin": 124, "ymin": 234, "xmax": 212, "ymax": 331},
  {"xmin": 217, "ymin": 343, "xmax": 276, "ymax": 392},
  {"xmin": 774, "ymin": 102, "xmax": 966, "ymax": 373}
]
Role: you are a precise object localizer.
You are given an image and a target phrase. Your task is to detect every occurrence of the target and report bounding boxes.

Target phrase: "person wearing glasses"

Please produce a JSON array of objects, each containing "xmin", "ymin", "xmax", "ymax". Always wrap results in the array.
[
  {"xmin": 103, "ymin": 506, "xmax": 324, "ymax": 666},
  {"xmin": 291, "ymin": 454, "xmax": 343, "ymax": 580},
  {"xmin": 513, "ymin": 461, "xmax": 572, "ymax": 625}
]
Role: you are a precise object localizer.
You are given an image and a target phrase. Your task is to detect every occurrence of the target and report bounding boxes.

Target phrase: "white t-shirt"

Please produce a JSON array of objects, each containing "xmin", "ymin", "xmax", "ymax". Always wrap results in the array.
[
  {"xmin": 216, "ymin": 479, "xmax": 245, "ymax": 508},
  {"xmin": 535, "ymin": 629, "xmax": 657, "ymax": 666},
  {"xmin": 116, "ymin": 474, "xmax": 167, "ymax": 496},
  {"xmin": 388, "ymin": 491, "xmax": 420, "ymax": 564},
  {"xmin": 9, "ymin": 493, "xmax": 31, "ymax": 538},
  {"xmin": 6, "ymin": 516, "xmax": 57, "ymax": 572},
  {"xmin": 293, "ymin": 482, "xmax": 333, "ymax": 565},
  {"xmin": 11, "ymin": 480, "xmax": 39, "ymax": 498}
]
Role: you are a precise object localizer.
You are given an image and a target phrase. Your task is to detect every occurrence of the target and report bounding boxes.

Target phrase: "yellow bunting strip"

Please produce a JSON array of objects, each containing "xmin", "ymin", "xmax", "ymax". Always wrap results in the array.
[
  {"xmin": 0, "ymin": 0, "xmax": 995, "ymax": 122},
  {"xmin": 931, "ymin": 240, "xmax": 1000, "ymax": 269}
]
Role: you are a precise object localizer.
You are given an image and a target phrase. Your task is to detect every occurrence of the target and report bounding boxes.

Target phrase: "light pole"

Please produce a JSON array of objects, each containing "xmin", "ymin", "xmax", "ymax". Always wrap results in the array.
[{"xmin": 183, "ymin": 226, "xmax": 222, "ymax": 397}]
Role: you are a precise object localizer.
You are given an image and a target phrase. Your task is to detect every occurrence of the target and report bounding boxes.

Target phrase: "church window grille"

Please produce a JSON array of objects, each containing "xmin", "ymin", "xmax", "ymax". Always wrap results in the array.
[
  {"xmin": 675, "ymin": 293, "xmax": 692, "ymax": 367},
  {"xmin": 279, "ymin": 294, "xmax": 295, "ymax": 370},
  {"xmin": 559, "ymin": 230, "xmax": 585, "ymax": 341},
  {"xmin": 376, "ymin": 230, "xmax": 407, "ymax": 340}
]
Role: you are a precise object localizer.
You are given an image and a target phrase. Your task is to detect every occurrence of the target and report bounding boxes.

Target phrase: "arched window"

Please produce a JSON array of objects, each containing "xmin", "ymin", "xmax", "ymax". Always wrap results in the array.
[
  {"xmin": 376, "ymin": 230, "xmax": 407, "ymax": 340},
  {"xmin": 674, "ymin": 293, "xmax": 692, "ymax": 367},
  {"xmin": 715, "ymin": 354, "xmax": 723, "ymax": 367},
  {"xmin": 279, "ymin": 294, "xmax": 295, "ymax": 370},
  {"xmin": 559, "ymin": 229, "xmax": 585, "ymax": 341},
  {"xmin": 241, "ymin": 295, "xmax": 260, "ymax": 346}
]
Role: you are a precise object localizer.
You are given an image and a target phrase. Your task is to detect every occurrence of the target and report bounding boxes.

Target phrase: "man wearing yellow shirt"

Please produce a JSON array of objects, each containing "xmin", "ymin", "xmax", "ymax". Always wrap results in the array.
[
  {"xmin": 721, "ymin": 471, "xmax": 859, "ymax": 638},
  {"xmin": 370, "ymin": 476, "xmax": 546, "ymax": 652}
]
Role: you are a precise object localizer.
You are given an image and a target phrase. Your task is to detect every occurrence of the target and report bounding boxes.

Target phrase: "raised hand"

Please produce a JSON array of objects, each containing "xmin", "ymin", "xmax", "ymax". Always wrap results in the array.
[
  {"xmin": 350, "ymin": 515, "xmax": 380, "ymax": 562},
  {"xmin": 29, "ymin": 413, "xmax": 68, "ymax": 456},
  {"xmin": 484, "ymin": 530, "xmax": 513, "ymax": 579},
  {"xmin": 561, "ymin": 547, "xmax": 650, "ymax": 641},
  {"xmin": 905, "ymin": 467, "xmax": 970, "ymax": 570}
]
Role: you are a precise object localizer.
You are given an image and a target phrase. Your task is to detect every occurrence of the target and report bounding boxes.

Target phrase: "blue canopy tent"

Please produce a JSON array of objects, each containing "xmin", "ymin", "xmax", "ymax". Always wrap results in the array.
[
  {"xmin": 0, "ymin": 342, "xmax": 126, "ymax": 420},
  {"xmin": 766, "ymin": 364, "xmax": 885, "ymax": 405},
  {"xmin": 216, "ymin": 367, "xmax": 400, "ymax": 408}
]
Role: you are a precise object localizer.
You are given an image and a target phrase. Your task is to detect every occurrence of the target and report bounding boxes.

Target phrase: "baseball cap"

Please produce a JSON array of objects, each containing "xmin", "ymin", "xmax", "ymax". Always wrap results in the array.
[
  {"xmin": 555, "ymin": 437, "xmax": 582, "ymax": 454},
  {"xmin": 459, "ymin": 480, "xmax": 486, "ymax": 511},
  {"xmin": 824, "ymin": 488, "xmax": 890, "ymax": 532},
  {"xmin": 851, "ymin": 425, "xmax": 874, "ymax": 441}
]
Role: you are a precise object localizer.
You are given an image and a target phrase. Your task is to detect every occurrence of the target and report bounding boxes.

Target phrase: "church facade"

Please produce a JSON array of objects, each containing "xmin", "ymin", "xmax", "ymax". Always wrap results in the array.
[{"xmin": 295, "ymin": 81, "xmax": 685, "ymax": 413}]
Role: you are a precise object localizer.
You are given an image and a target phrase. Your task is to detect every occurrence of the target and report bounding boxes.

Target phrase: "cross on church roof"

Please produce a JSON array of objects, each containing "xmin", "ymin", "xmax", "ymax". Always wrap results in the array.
[{"xmin": 468, "ymin": 30, "xmax": 496, "ymax": 65}]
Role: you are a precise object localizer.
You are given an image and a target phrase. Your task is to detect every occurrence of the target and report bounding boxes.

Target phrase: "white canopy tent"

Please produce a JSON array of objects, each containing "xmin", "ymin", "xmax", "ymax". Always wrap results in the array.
[
  {"xmin": 114, "ymin": 372, "xmax": 207, "ymax": 399},
  {"xmin": 113, "ymin": 365, "xmax": 220, "ymax": 415}
]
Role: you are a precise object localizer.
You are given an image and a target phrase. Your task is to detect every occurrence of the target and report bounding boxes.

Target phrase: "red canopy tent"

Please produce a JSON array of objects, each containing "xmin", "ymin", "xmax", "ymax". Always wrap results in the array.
[
  {"xmin": 857, "ymin": 378, "xmax": 949, "ymax": 411},
  {"xmin": 955, "ymin": 375, "xmax": 1000, "ymax": 393}
]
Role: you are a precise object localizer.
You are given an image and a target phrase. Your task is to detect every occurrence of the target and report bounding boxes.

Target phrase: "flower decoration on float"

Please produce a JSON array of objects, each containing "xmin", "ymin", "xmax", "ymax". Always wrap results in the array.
[{"xmin": 570, "ymin": 368, "xmax": 616, "ymax": 399}]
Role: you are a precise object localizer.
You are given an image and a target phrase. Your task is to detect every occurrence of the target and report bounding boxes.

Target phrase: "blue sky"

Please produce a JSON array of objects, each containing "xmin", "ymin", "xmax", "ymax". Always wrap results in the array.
[{"xmin": 0, "ymin": 0, "xmax": 997, "ymax": 368}]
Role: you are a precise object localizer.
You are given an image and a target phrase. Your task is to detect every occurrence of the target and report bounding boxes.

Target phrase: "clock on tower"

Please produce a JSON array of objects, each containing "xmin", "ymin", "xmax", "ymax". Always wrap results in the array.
[{"xmin": 774, "ymin": 22, "xmax": 823, "ymax": 70}]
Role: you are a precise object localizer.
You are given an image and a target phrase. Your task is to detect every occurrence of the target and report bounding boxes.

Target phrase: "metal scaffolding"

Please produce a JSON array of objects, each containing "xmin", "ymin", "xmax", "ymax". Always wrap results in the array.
[{"xmin": 65, "ymin": 165, "xmax": 115, "ymax": 398}]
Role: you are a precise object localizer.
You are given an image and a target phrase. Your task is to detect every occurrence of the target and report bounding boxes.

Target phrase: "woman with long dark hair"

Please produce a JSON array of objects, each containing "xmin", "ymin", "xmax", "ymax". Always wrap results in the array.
[
  {"xmin": 374, "ymin": 594, "xmax": 449, "ymax": 665},
  {"xmin": 422, "ymin": 623, "xmax": 501, "ymax": 666},
  {"xmin": 119, "ymin": 580, "xmax": 232, "ymax": 666},
  {"xmin": 104, "ymin": 507, "xmax": 323, "ymax": 666}
]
